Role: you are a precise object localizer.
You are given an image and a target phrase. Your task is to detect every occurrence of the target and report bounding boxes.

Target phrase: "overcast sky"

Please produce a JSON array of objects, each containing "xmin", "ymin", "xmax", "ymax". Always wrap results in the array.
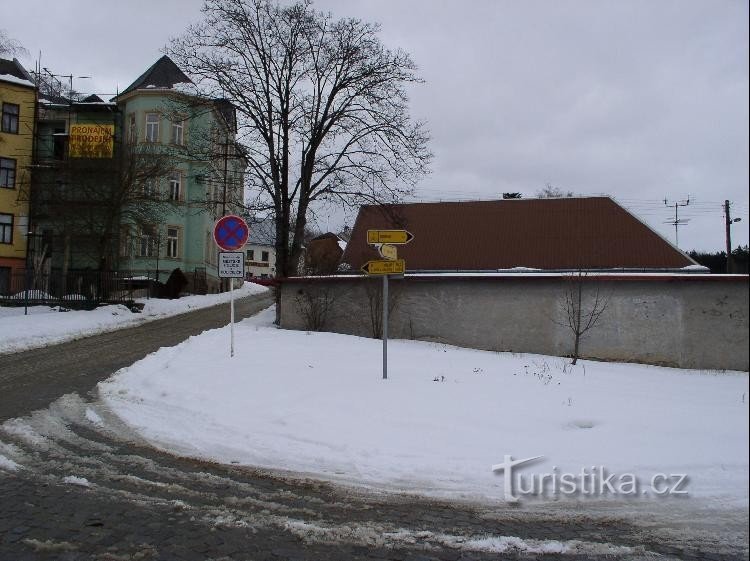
[{"xmin": 8, "ymin": 0, "xmax": 749, "ymax": 252}]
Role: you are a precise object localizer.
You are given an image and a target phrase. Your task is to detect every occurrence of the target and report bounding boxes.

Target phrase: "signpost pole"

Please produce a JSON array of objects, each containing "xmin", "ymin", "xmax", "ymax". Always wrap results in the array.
[
  {"xmin": 213, "ymin": 215, "xmax": 250, "ymax": 359},
  {"xmin": 230, "ymin": 277, "xmax": 235, "ymax": 358},
  {"xmin": 364, "ymin": 229, "xmax": 413, "ymax": 380},
  {"xmin": 382, "ymin": 274, "xmax": 388, "ymax": 380}
]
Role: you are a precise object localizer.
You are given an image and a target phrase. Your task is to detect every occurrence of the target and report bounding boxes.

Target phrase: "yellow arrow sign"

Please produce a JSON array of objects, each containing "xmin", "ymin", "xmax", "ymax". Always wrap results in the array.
[
  {"xmin": 378, "ymin": 243, "xmax": 398, "ymax": 261},
  {"xmin": 361, "ymin": 259, "xmax": 406, "ymax": 275},
  {"xmin": 367, "ymin": 229, "xmax": 414, "ymax": 245}
]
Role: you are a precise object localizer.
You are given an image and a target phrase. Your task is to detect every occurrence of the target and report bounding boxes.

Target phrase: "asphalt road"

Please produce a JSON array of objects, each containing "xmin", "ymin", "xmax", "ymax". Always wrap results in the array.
[
  {"xmin": 0, "ymin": 292, "xmax": 274, "ymax": 422},
  {"xmin": 0, "ymin": 292, "xmax": 747, "ymax": 560}
]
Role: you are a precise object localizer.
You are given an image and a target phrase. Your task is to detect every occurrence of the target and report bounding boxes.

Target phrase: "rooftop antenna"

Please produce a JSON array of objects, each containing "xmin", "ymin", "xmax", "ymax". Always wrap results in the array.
[{"xmin": 664, "ymin": 196, "xmax": 690, "ymax": 248}]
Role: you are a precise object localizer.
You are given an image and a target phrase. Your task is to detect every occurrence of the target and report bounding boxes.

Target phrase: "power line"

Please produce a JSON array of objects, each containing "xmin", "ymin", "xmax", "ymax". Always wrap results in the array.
[{"xmin": 662, "ymin": 197, "xmax": 691, "ymax": 248}]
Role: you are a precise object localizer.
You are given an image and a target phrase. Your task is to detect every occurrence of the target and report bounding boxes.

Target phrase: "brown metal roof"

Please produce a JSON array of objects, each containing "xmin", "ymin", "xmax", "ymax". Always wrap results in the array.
[{"xmin": 341, "ymin": 197, "xmax": 697, "ymax": 271}]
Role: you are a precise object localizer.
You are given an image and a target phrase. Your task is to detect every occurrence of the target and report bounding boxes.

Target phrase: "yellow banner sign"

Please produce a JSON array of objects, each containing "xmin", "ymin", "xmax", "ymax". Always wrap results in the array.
[
  {"xmin": 69, "ymin": 124, "xmax": 114, "ymax": 158},
  {"xmin": 367, "ymin": 229, "xmax": 414, "ymax": 245},
  {"xmin": 361, "ymin": 259, "xmax": 406, "ymax": 275}
]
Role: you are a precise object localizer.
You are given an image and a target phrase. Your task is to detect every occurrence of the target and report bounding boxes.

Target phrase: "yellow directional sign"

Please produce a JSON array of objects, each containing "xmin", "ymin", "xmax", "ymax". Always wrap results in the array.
[
  {"xmin": 367, "ymin": 229, "xmax": 414, "ymax": 245},
  {"xmin": 361, "ymin": 259, "xmax": 406, "ymax": 275},
  {"xmin": 378, "ymin": 243, "xmax": 398, "ymax": 261}
]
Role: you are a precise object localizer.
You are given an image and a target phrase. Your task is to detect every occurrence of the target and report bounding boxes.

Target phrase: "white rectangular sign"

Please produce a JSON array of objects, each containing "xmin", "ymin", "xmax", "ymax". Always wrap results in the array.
[{"xmin": 219, "ymin": 251, "xmax": 245, "ymax": 278}]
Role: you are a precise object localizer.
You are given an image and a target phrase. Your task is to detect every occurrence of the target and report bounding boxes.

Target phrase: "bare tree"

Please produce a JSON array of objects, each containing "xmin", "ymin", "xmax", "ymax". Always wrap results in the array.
[
  {"xmin": 294, "ymin": 284, "xmax": 336, "ymax": 331},
  {"xmin": 556, "ymin": 271, "xmax": 610, "ymax": 365},
  {"xmin": 158, "ymin": 95, "xmax": 247, "ymax": 217},
  {"xmin": 167, "ymin": 0, "xmax": 431, "ymax": 310},
  {"xmin": 29, "ymin": 142, "xmax": 177, "ymax": 272},
  {"xmin": 0, "ymin": 29, "xmax": 27, "ymax": 58},
  {"xmin": 536, "ymin": 183, "xmax": 574, "ymax": 198}
]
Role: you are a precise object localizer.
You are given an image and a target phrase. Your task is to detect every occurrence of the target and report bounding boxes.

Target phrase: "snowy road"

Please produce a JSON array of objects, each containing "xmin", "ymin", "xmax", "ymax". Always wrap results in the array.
[
  {"xmin": 0, "ymin": 291, "xmax": 273, "ymax": 422},
  {"xmin": 1, "ymin": 394, "xmax": 747, "ymax": 560}
]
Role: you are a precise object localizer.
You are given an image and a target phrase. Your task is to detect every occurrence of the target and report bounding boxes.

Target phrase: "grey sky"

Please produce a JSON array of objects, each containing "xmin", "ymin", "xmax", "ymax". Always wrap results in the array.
[{"xmin": 9, "ymin": 0, "xmax": 749, "ymax": 252}]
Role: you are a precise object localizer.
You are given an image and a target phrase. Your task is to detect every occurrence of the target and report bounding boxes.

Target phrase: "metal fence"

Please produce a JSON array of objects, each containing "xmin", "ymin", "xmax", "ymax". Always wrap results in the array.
[{"xmin": 0, "ymin": 269, "xmax": 162, "ymax": 309}]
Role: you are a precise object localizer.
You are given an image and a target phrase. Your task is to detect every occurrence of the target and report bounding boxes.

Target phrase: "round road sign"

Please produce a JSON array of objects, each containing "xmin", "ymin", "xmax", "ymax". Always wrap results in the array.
[{"xmin": 213, "ymin": 215, "xmax": 250, "ymax": 251}]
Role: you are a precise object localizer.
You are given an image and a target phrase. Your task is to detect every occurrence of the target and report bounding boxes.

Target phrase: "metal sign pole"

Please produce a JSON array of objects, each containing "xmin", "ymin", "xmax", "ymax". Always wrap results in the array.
[
  {"xmin": 383, "ymin": 274, "xmax": 388, "ymax": 380},
  {"xmin": 230, "ymin": 277, "xmax": 235, "ymax": 358}
]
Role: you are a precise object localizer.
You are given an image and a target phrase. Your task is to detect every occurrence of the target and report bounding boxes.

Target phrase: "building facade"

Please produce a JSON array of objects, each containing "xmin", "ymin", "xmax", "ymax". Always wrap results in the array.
[
  {"xmin": 0, "ymin": 58, "xmax": 35, "ymax": 293},
  {"xmin": 30, "ymin": 92, "xmax": 120, "ymax": 272},
  {"xmin": 115, "ymin": 56, "xmax": 245, "ymax": 293},
  {"xmin": 243, "ymin": 218, "xmax": 276, "ymax": 279}
]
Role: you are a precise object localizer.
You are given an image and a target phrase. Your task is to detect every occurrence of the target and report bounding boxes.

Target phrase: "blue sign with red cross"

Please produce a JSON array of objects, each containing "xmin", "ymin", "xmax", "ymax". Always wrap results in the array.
[{"xmin": 213, "ymin": 215, "xmax": 250, "ymax": 251}]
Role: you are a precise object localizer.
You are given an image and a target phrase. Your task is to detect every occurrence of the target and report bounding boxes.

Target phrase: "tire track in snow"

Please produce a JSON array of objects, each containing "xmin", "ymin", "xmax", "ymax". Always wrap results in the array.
[{"xmin": 2, "ymin": 393, "xmax": 746, "ymax": 560}]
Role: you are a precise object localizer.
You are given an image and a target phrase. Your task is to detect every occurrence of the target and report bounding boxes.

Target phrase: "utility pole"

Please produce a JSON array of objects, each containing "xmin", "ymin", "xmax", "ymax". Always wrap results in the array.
[
  {"xmin": 664, "ymin": 197, "xmax": 691, "ymax": 248},
  {"xmin": 724, "ymin": 200, "xmax": 743, "ymax": 273}
]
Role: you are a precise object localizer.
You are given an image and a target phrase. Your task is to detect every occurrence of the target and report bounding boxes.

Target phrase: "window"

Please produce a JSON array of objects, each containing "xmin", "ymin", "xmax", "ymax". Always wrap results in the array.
[
  {"xmin": 128, "ymin": 114, "xmax": 137, "ymax": 144},
  {"xmin": 168, "ymin": 173, "xmax": 181, "ymax": 201},
  {"xmin": 0, "ymin": 214, "xmax": 13, "ymax": 244},
  {"xmin": 119, "ymin": 227, "xmax": 133, "ymax": 257},
  {"xmin": 166, "ymin": 227, "xmax": 180, "ymax": 258},
  {"xmin": 145, "ymin": 113, "xmax": 160, "ymax": 142},
  {"xmin": 138, "ymin": 227, "xmax": 155, "ymax": 257},
  {"xmin": 1, "ymin": 103, "xmax": 19, "ymax": 134},
  {"xmin": 246, "ymin": 249, "xmax": 255, "ymax": 260},
  {"xmin": 53, "ymin": 127, "xmax": 67, "ymax": 160},
  {"xmin": 171, "ymin": 120, "xmax": 184, "ymax": 145},
  {"xmin": 0, "ymin": 158, "xmax": 16, "ymax": 189},
  {"xmin": 261, "ymin": 250, "xmax": 269, "ymax": 262}
]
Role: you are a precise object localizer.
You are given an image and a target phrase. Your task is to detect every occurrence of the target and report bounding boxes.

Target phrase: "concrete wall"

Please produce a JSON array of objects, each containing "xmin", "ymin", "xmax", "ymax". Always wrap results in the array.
[{"xmin": 280, "ymin": 275, "xmax": 749, "ymax": 371}]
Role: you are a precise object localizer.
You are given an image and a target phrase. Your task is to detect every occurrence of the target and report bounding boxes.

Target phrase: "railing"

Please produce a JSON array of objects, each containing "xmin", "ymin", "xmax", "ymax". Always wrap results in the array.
[{"xmin": 0, "ymin": 269, "xmax": 163, "ymax": 309}]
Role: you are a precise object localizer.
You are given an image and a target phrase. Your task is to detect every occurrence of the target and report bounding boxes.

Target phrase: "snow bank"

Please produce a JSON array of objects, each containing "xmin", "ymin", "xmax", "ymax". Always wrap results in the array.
[
  {"xmin": 99, "ymin": 307, "xmax": 749, "ymax": 508},
  {"xmin": 0, "ymin": 282, "xmax": 268, "ymax": 354}
]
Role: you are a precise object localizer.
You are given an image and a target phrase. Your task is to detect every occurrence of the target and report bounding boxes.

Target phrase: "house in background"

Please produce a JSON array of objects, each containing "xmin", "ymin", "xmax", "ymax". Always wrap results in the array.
[
  {"xmin": 114, "ymin": 55, "xmax": 246, "ymax": 293},
  {"xmin": 304, "ymin": 232, "xmax": 345, "ymax": 275},
  {"xmin": 341, "ymin": 196, "xmax": 703, "ymax": 272},
  {"xmin": 0, "ymin": 58, "xmax": 35, "ymax": 293},
  {"xmin": 243, "ymin": 217, "xmax": 276, "ymax": 279}
]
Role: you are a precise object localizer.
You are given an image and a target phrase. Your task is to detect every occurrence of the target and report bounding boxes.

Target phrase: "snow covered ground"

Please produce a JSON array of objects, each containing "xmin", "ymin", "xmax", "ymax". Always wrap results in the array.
[
  {"xmin": 99, "ymin": 306, "xmax": 749, "ymax": 509},
  {"xmin": 0, "ymin": 282, "xmax": 268, "ymax": 355}
]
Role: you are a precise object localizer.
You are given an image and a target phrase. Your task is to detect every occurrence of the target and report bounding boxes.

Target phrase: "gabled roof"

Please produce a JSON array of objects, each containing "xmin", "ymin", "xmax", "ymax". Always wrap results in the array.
[
  {"xmin": 118, "ymin": 55, "xmax": 192, "ymax": 96},
  {"xmin": 341, "ymin": 197, "xmax": 698, "ymax": 271},
  {"xmin": 247, "ymin": 218, "xmax": 276, "ymax": 246},
  {"xmin": 310, "ymin": 232, "xmax": 341, "ymax": 243},
  {"xmin": 0, "ymin": 57, "xmax": 35, "ymax": 88}
]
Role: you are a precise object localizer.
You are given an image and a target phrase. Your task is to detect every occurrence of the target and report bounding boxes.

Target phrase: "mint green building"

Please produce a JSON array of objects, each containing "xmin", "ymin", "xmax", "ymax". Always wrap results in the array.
[{"xmin": 115, "ymin": 56, "xmax": 245, "ymax": 292}]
